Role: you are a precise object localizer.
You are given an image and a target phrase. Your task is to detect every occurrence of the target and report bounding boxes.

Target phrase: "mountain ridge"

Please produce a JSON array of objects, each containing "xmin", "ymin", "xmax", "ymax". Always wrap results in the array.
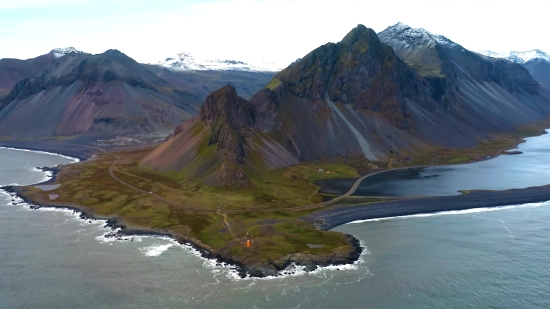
[
  {"xmin": 143, "ymin": 23, "xmax": 550, "ymax": 185},
  {"xmin": 156, "ymin": 52, "xmax": 283, "ymax": 72},
  {"xmin": 477, "ymin": 49, "xmax": 550, "ymax": 64}
]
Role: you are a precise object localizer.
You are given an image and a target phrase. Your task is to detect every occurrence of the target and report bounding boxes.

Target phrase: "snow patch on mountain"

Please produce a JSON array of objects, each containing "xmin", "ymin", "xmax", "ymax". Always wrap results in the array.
[
  {"xmin": 378, "ymin": 23, "xmax": 462, "ymax": 51},
  {"xmin": 50, "ymin": 47, "xmax": 85, "ymax": 58},
  {"xmin": 477, "ymin": 50, "xmax": 550, "ymax": 64},
  {"xmin": 156, "ymin": 53, "xmax": 282, "ymax": 72}
]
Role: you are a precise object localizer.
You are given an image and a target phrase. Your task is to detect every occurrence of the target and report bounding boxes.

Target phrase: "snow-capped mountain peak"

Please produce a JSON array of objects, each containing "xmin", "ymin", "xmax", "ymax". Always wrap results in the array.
[
  {"xmin": 477, "ymin": 50, "xmax": 550, "ymax": 64},
  {"xmin": 50, "ymin": 47, "xmax": 85, "ymax": 58},
  {"xmin": 156, "ymin": 52, "xmax": 282, "ymax": 72},
  {"xmin": 378, "ymin": 23, "xmax": 462, "ymax": 50}
]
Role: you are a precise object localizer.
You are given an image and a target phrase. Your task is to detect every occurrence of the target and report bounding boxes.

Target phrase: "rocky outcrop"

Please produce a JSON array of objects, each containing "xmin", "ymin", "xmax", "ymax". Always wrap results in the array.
[
  {"xmin": 0, "ymin": 53, "xmax": 56, "ymax": 103},
  {"xmin": 199, "ymin": 85, "xmax": 254, "ymax": 186},
  {"xmin": 140, "ymin": 84, "xmax": 299, "ymax": 184}
]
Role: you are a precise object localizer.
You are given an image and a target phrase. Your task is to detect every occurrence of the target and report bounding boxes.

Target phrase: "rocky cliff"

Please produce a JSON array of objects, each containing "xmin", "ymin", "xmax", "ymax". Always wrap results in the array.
[
  {"xmin": 144, "ymin": 24, "xmax": 550, "ymax": 182},
  {"xmin": 140, "ymin": 85, "xmax": 298, "ymax": 187},
  {"xmin": 0, "ymin": 53, "xmax": 56, "ymax": 99}
]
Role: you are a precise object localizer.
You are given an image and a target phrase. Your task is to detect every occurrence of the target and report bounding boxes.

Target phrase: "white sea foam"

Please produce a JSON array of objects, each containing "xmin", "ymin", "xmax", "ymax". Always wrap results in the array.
[
  {"xmin": 347, "ymin": 200, "xmax": 550, "ymax": 224},
  {"xmin": 0, "ymin": 146, "xmax": 80, "ymax": 163},
  {"xmin": 221, "ymin": 240, "xmax": 370, "ymax": 281},
  {"xmin": 3, "ymin": 180, "xmax": 369, "ymax": 281},
  {"xmin": 140, "ymin": 244, "xmax": 174, "ymax": 257}
]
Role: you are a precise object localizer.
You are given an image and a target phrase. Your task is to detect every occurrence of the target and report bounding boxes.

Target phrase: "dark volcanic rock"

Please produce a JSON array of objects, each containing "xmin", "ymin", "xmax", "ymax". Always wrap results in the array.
[{"xmin": 199, "ymin": 85, "xmax": 254, "ymax": 186}]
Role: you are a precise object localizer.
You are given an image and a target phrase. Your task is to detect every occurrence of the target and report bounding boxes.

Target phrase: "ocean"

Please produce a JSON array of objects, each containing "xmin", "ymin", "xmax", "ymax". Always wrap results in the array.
[{"xmin": 1, "ymin": 134, "xmax": 550, "ymax": 308}]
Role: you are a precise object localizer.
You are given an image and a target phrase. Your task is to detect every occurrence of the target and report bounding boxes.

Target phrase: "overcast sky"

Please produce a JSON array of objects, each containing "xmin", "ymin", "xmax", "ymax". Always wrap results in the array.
[{"xmin": 0, "ymin": 0, "xmax": 548, "ymax": 67}]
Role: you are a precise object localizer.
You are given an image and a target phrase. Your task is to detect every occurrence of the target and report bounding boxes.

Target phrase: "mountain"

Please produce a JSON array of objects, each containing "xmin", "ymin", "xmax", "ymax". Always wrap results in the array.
[
  {"xmin": 142, "ymin": 24, "xmax": 550, "ymax": 184},
  {"xmin": 0, "ymin": 53, "xmax": 56, "ymax": 97},
  {"xmin": 51, "ymin": 47, "xmax": 87, "ymax": 58},
  {"xmin": 156, "ymin": 52, "xmax": 282, "ymax": 72},
  {"xmin": 0, "ymin": 50, "xmax": 195, "ymax": 138},
  {"xmin": 0, "ymin": 47, "xmax": 279, "ymax": 139},
  {"xmin": 523, "ymin": 58, "xmax": 550, "ymax": 88},
  {"xmin": 476, "ymin": 49, "xmax": 550, "ymax": 88},
  {"xmin": 477, "ymin": 49, "xmax": 550, "ymax": 64},
  {"xmin": 140, "ymin": 84, "xmax": 298, "ymax": 186},
  {"xmin": 377, "ymin": 22, "xmax": 549, "ymax": 132},
  {"xmin": 144, "ymin": 65, "xmax": 276, "ymax": 100}
]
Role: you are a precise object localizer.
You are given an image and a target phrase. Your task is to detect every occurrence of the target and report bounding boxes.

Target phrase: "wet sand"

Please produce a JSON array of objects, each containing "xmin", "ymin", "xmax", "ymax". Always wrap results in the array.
[
  {"xmin": 0, "ymin": 140, "xmax": 98, "ymax": 161},
  {"xmin": 306, "ymin": 185, "xmax": 550, "ymax": 230}
]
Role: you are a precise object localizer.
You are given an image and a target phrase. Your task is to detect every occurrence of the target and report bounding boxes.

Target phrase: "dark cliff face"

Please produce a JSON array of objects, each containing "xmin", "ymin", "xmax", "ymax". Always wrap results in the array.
[
  {"xmin": 378, "ymin": 23, "xmax": 539, "ymax": 95},
  {"xmin": 277, "ymin": 25, "xmax": 435, "ymax": 110},
  {"xmin": 196, "ymin": 85, "xmax": 252, "ymax": 187},
  {"xmin": 0, "ymin": 53, "xmax": 56, "ymax": 108},
  {"xmin": 248, "ymin": 24, "xmax": 550, "ymax": 160},
  {"xmin": 200, "ymin": 85, "xmax": 253, "ymax": 166},
  {"xmin": 247, "ymin": 25, "xmax": 454, "ymax": 160}
]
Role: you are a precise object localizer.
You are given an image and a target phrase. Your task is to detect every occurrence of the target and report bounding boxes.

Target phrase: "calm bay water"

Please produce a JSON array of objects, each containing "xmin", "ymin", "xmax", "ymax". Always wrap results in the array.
[
  {"xmin": 1, "ymin": 133, "xmax": 550, "ymax": 308},
  {"xmin": 320, "ymin": 131, "xmax": 550, "ymax": 197}
]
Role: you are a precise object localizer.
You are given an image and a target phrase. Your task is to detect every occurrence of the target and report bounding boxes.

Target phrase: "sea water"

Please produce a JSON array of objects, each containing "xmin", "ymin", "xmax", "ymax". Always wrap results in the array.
[{"xmin": 1, "ymin": 140, "xmax": 550, "ymax": 308}]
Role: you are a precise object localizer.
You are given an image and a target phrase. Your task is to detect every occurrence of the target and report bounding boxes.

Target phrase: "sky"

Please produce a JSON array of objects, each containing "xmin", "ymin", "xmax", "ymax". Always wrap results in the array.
[{"xmin": 0, "ymin": 0, "xmax": 549, "ymax": 67}]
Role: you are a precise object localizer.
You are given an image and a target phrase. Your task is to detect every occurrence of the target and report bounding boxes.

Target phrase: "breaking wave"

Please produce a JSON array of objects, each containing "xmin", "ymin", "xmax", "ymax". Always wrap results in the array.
[{"xmin": 347, "ymin": 200, "xmax": 550, "ymax": 224}]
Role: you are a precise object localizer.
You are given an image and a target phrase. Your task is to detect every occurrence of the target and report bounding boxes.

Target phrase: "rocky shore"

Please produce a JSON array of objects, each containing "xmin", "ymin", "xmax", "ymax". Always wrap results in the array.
[{"xmin": 2, "ymin": 184, "xmax": 363, "ymax": 278}]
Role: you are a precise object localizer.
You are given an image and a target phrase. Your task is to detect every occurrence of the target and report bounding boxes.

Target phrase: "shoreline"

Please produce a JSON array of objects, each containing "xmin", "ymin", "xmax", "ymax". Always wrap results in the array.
[
  {"xmin": 2, "ymin": 185, "xmax": 363, "ymax": 278},
  {"xmin": 2, "ymin": 128, "xmax": 548, "ymax": 277},
  {"xmin": 306, "ymin": 185, "xmax": 550, "ymax": 230},
  {"xmin": 0, "ymin": 145, "xmax": 363, "ymax": 278},
  {"xmin": 317, "ymin": 128, "xmax": 549, "ymax": 198},
  {"xmin": 0, "ymin": 141, "xmax": 95, "ymax": 162}
]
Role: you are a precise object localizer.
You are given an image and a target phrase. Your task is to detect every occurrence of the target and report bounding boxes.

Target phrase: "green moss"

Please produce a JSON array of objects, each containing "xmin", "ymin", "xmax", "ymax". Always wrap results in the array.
[
  {"xmin": 266, "ymin": 78, "xmax": 282, "ymax": 90},
  {"xmin": 449, "ymin": 155, "xmax": 471, "ymax": 164}
]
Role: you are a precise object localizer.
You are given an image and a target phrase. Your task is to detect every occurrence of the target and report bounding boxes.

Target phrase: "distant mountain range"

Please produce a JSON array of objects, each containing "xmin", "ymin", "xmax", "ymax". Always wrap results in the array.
[
  {"xmin": 477, "ymin": 49, "xmax": 550, "ymax": 64},
  {"xmin": 1, "ymin": 23, "xmax": 550, "ymax": 157},
  {"xmin": 477, "ymin": 49, "xmax": 550, "ymax": 88},
  {"xmin": 156, "ymin": 52, "xmax": 282, "ymax": 72},
  {"xmin": 142, "ymin": 23, "xmax": 550, "ymax": 186},
  {"xmin": 0, "ymin": 48, "xmax": 276, "ymax": 139}
]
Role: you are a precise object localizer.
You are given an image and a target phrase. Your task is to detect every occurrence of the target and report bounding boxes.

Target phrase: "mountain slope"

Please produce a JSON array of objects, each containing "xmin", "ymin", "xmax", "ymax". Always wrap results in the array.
[
  {"xmin": 0, "ymin": 53, "xmax": 56, "ymax": 97},
  {"xmin": 142, "ymin": 24, "xmax": 550, "ymax": 185},
  {"xmin": 141, "ymin": 85, "xmax": 298, "ymax": 186},
  {"xmin": 378, "ymin": 23, "xmax": 549, "ymax": 134},
  {"xmin": 476, "ymin": 49, "xmax": 550, "ymax": 88},
  {"xmin": 144, "ymin": 65, "xmax": 276, "ymax": 100},
  {"xmin": 523, "ymin": 59, "xmax": 550, "ymax": 88},
  {"xmin": 0, "ymin": 50, "xmax": 194, "ymax": 138}
]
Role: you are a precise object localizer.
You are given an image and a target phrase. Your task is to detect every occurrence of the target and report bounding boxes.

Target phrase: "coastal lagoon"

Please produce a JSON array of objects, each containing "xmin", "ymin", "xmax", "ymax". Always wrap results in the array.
[
  {"xmin": 1, "ymin": 131, "xmax": 550, "ymax": 308},
  {"xmin": 319, "ymin": 131, "xmax": 550, "ymax": 197}
]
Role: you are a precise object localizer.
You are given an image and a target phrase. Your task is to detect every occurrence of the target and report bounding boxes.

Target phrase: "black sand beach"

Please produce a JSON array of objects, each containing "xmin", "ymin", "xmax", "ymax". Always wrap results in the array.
[
  {"xmin": 0, "ymin": 140, "xmax": 98, "ymax": 161},
  {"xmin": 306, "ymin": 185, "xmax": 550, "ymax": 230}
]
